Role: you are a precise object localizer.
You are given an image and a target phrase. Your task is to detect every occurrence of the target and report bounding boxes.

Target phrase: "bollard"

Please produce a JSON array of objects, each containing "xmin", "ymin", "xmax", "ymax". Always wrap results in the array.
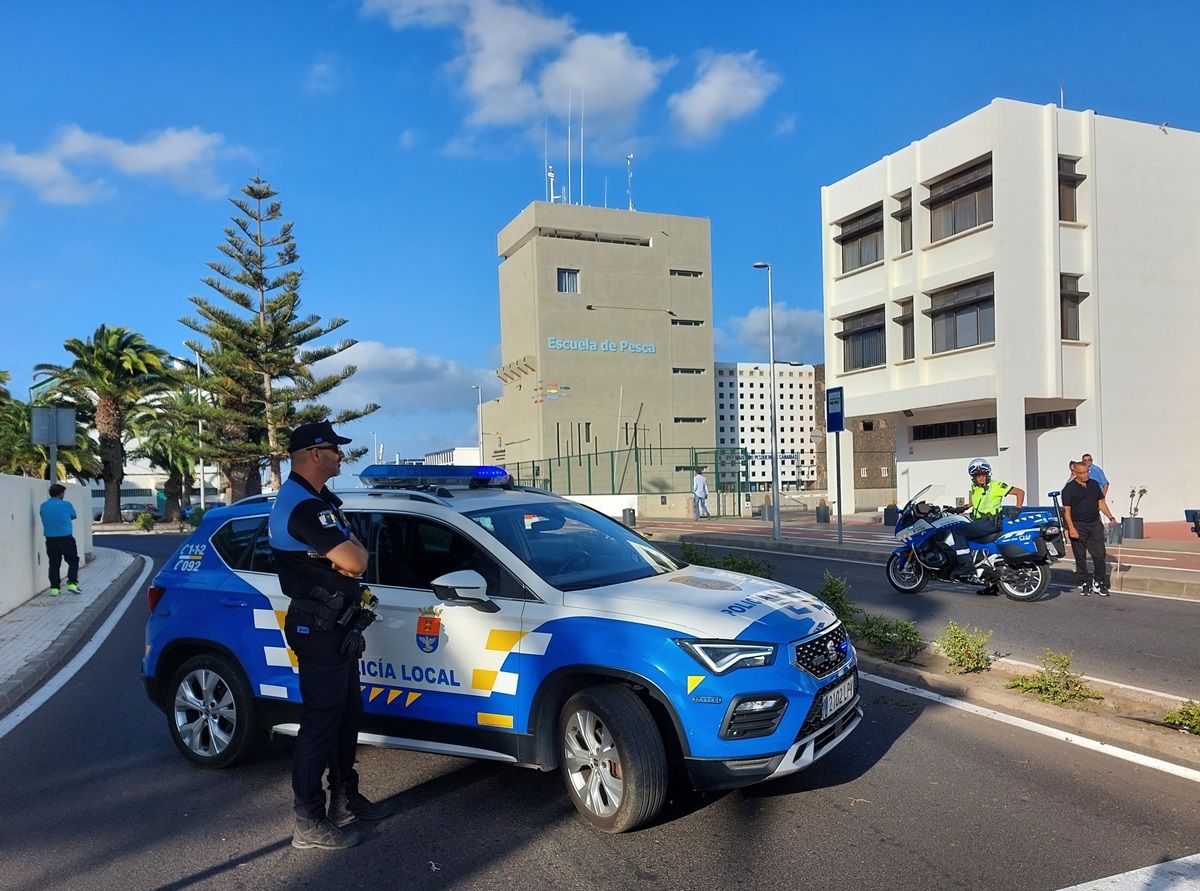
[{"xmin": 622, "ymin": 507, "xmax": 636, "ymax": 527}]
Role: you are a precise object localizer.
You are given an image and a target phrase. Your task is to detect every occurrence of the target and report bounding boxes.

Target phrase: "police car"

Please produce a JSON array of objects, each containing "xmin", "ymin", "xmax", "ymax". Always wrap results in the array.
[{"xmin": 143, "ymin": 465, "xmax": 861, "ymax": 832}]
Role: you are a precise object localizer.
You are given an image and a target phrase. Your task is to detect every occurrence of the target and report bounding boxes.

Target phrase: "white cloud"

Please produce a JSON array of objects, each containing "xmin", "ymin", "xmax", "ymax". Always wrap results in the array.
[
  {"xmin": 724, "ymin": 302, "xmax": 825, "ymax": 365},
  {"xmin": 775, "ymin": 114, "xmax": 796, "ymax": 136},
  {"xmin": 668, "ymin": 51, "xmax": 780, "ymax": 140},
  {"xmin": 306, "ymin": 56, "xmax": 341, "ymax": 94},
  {"xmin": 398, "ymin": 128, "xmax": 419, "ymax": 149},
  {"xmin": 0, "ymin": 125, "xmax": 239, "ymax": 204}
]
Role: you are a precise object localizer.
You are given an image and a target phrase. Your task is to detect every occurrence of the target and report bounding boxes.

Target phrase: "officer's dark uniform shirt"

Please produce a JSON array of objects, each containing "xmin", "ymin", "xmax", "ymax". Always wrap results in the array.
[
  {"xmin": 269, "ymin": 472, "xmax": 359, "ymax": 603},
  {"xmin": 1062, "ymin": 478, "xmax": 1104, "ymax": 523}
]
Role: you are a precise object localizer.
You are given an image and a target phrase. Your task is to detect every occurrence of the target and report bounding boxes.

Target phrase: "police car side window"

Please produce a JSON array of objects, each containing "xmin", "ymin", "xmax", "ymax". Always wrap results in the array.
[
  {"xmin": 211, "ymin": 517, "xmax": 268, "ymax": 570},
  {"xmin": 247, "ymin": 521, "xmax": 277, "ymax": 574}
]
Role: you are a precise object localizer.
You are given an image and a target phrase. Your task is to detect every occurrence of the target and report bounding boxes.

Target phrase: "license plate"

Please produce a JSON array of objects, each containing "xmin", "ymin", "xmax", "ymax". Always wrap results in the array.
[{"xmin": 821, "ymin": 675, "xmax": 856, "ymax": 720}]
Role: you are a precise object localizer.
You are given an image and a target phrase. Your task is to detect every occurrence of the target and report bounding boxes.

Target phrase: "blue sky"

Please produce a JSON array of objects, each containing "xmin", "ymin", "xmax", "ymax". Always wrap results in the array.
[{"xmin": 2, "ymin": 1, "xmax": 1197, "ymax": 463}]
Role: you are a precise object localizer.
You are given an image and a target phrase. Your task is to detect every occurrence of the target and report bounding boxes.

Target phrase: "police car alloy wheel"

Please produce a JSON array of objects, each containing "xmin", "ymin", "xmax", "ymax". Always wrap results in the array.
[
  {"xmin": 558, "ymin": 685, "xmax": 668, "ymax": 833},
  {"xmin": 167, "ymin": 654, "xmax": 261, "ymax": 768}
]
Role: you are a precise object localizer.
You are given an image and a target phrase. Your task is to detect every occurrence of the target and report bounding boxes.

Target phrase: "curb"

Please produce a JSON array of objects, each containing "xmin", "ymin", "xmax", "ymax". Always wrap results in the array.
[
  {"xmin": 0, "ymin": 554, "xmax": 144, "ymax": 719},
  {"xmin": 857, "ymin": 653, "xmax": 1200, "ymax": 772},
  {"xmin": 671, "ymin": 533, "xmax": 1200, "ymax": 600}
]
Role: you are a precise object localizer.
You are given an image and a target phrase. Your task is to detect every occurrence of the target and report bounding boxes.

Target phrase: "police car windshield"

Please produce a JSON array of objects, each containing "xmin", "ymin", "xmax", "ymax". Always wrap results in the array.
[{"xmin": 464, "ymin": 502, "xmax": 683, "ymax": 591}]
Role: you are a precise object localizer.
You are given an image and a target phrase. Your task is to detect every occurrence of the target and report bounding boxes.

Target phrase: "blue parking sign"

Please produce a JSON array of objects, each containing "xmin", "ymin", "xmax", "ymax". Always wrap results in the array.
[{"xmin": 826, "ymin": 386, "xmax": 844, "ymax": 434}]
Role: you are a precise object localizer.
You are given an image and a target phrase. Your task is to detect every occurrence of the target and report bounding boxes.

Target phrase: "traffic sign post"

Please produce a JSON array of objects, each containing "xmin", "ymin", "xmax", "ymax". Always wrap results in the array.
[
  {"xmin": 31, "ymin": 406, "xmax": 76, "ymax": 484},
  {"xmin": 826, "ymin": 387, "xmax": 845, "ymax": 544}
]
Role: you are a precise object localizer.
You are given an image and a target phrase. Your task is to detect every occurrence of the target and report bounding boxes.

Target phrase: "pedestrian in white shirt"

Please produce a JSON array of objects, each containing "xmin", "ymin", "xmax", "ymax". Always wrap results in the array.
[{"xmin": 692, "ymin": 470, "xmax": 710, "ymax": 520}]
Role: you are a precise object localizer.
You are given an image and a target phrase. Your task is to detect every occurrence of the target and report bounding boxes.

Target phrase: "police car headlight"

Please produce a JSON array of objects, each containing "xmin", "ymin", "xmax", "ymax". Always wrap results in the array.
[{"xmin": 676, "ymin": 640, "xmax": 777, "ymax": 674}]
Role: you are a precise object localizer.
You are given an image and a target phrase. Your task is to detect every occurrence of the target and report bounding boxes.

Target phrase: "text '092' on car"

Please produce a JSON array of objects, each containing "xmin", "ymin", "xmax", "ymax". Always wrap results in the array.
[{"xmin": 142, "ymin": 465, "xmax": 862, "ymax": 832}]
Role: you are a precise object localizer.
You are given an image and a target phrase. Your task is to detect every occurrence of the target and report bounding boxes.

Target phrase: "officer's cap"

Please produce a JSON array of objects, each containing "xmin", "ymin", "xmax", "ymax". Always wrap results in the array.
[{"xmin": 288, "ymin": 420, "xmax": 352, "ymax": 453}]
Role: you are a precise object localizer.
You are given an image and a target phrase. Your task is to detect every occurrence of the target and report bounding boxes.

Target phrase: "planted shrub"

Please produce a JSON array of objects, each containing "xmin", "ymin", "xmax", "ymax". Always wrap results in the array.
[
  {"xmin": 854, "ymin": 613, "xmax": 924, "ymax": 663},
  {"xmin": 679, "ymin": 542, "xmax": 774, "ymax": 579},
  {"xmin": 186, "ymin": 508, "xmax": 205, "ymax": 528},
  {"xmin": 1163, "ymin": 700, "xmax": 1200, "ymax": 735},
  {"xmin": 815, "ymin": 571, "xmax": 862, "ymax": 627},
  {"xmin": 132, "ymin": 512, "xmax": 156, "ymax": 533},
  {"xmin": 935, "ymin": 621, "xmax": 995, "ymax": 673},
  {"xmin": 1006, "ymin": 650, "xmax": 1103, "ymax": 705}
]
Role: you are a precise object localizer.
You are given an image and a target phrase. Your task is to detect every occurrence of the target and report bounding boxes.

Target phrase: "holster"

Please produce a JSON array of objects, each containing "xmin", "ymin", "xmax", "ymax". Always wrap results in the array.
[{"xmin": 290, "ymin": 586, "xmax": 347, "ymax": 632}]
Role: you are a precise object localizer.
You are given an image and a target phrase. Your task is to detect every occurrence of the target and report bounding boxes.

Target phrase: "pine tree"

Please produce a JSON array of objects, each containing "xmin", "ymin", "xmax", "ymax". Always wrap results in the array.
[{"xmin": 182, "ymin": 176, "xmax": 376, "ymax": 499}]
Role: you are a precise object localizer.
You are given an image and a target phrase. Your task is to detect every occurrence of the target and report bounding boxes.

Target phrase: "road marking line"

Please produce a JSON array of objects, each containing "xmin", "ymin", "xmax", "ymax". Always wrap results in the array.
[
  {"xmin": 861, "ymin": 672, "xmax": 1200, "ymax": 784},
  {"xmin": 1056, "ymin": 852, "xmax": 1200, "ymax": 890},
  {"xmin": 0, "ymin": 555, "xmax": 152, "ymax": 741}
]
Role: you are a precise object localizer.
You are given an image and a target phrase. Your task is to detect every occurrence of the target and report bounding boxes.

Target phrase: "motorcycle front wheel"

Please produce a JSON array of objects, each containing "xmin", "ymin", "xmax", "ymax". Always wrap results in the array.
[
  {"xmin": 886, "ymin": 552, "xmax": 929, "ymax": 594},
  {"xmin": 998, "ymin": 564, "xmax": 1052, "ymax": 601}
]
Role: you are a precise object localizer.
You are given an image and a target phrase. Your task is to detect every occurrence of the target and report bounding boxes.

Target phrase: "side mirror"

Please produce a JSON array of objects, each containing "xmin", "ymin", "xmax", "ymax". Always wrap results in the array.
[{"xmin": 430, "ymin": 570, "xmax": 499, "ymax": 612}]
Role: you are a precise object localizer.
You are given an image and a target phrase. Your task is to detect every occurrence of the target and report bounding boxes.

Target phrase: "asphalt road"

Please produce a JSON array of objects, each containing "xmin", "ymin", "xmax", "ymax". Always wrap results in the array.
[
  {"xmin": 666, "ymin": 542, "xmax": 1200, "ymax": 700},
  {"xmin": 0, "ymin": 534, "xmax": 1197, "ymax": 891}
]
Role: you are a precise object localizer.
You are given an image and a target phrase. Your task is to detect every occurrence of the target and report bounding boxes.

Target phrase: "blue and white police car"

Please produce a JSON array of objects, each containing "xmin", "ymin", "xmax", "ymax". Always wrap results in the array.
[{"xmin": 143, "ymin": 465, "xmax": 861, "ymax": 832}]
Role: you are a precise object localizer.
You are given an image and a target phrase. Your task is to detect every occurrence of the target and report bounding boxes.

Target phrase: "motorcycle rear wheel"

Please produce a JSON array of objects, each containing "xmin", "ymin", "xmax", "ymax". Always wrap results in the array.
[
  {"xmin": 886, "ymin": 552, "xmax": 929, "ymax": 594},
  {"xmin": 998, "ymin": 564, "xmax": 1052, "ymax": 601}
]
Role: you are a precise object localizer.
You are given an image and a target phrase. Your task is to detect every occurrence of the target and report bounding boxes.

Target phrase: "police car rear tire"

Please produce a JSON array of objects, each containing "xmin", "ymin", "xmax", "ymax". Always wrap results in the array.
[
  {"xmin": 558, "ymin": 685, "xmax": 668, "ymax": 833},
  {"xmin": 167, "ymin": 653, "xmax": 261, "ymax": 769}
]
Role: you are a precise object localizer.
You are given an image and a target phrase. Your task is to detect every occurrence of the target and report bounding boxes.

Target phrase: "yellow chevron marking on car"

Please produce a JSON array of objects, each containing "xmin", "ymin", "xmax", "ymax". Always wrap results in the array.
[
  {"xmin": 478, "ymin": 712, "xmax": 514, "ymax": 728},
  {"xmin": 486, "ymin": 629, "xmax": 526, "ymax": 652},
  {"xmin": 687, "ymin": 675, "xmax": 705, "ymax": 694},
  {"xmin": 406, "ymin": 692, "xmax": 421, "ymax": 707},
  {"xmin": 369, "ymin": 687, "xmax": 384, "ymax": 702},
  {"xmin": 473, "ymin": 669, "xmax": 498, "ymax": 692},
  {"xmin": 387, "ymin": 689, "xmax": 402, "ymax": 706},
  {"xmin": 275, "ymin": 610, "xmax": 286, "ymax": 628}
]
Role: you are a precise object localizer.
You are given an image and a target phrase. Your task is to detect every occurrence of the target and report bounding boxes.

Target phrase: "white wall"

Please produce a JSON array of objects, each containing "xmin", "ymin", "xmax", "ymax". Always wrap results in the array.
[{"xmin": 0, "ymin": 475, "xmax": 93, "ymax": 617}]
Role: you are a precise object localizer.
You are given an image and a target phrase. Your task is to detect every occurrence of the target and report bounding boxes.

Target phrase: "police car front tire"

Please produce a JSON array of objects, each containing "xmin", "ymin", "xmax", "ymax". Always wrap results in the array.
[
  {"xmin": 558, "ymin": 685, "xmax": 668, "ymax": 833},
  {"xmin": 167, "ymin": 653, "xmax": 261, "ymax": 769}
]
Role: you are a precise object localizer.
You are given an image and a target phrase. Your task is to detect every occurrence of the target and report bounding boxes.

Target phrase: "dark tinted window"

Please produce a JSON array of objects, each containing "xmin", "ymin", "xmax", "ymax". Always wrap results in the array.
[
  {"xmin": 211, "ymin": 517, "xmax": 267, "ymax": 570},
  {"xmin": 350, "ymin": 512, "xmax": 529, "ymax": 600}
]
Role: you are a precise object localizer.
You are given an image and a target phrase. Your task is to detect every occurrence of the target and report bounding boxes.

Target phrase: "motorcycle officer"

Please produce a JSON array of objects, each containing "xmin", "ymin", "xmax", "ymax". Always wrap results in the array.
[{"xmin": 952, "ymin": 459, "xmax": 1025, "ymax": 581}]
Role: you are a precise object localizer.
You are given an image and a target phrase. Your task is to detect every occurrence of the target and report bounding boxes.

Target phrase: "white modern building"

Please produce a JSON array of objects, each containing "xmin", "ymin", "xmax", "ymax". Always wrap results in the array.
[
  {"xmin": 424, "ymin": 446, "xmax": 482, "ymax": 466},
  {"xmin": 714, "ymin": 362, "xmax": 819, "ymax": 492},
  {"xmin": 822, "ymin": 98, "xmax": 1200, "ymax": 521}
]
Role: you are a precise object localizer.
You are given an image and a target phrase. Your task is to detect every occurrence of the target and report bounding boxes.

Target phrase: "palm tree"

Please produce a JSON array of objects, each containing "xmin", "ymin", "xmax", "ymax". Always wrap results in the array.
[
  {"xmin": 0, "ymin": 397, "xmax": 102, "ymax": 481},
  {"xmin": 0, "ymin": 369, "xmax": 11, "ymax": 404},
  {"xmin": 36, "ymin": 325, "xmax": 170, "ymax": 522},
  {"xmin": 129, "ymin": 387, "xmax": 202, "ymax": 522}
]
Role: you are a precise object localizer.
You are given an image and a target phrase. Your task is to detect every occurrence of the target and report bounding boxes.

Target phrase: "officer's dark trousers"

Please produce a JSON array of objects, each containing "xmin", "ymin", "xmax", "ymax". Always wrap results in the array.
[
  {"xmin": 284, "ymin": 620, "xmax": 362, "ymax": 821},
  {"xmin": 1071, "ymin": 519, "xmax": 1108, "ymax": 586},
  {"xmin": 950, "ymin": 517, "xmax": 999, "ymax": 563},
  {"xmin": 46, "ymin": 535, "xmax": 79, "ymax": 588}
]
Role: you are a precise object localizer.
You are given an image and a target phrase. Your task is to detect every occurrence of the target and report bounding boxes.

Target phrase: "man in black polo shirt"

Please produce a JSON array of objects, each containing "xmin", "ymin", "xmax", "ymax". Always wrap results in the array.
[
  {"xmin": 1061, "ymin": 460, "xmax": 1118, "ymax": 596},
  {"xmin": 270, "ymin": 420, "xmax": 393, "ymax": 849}
]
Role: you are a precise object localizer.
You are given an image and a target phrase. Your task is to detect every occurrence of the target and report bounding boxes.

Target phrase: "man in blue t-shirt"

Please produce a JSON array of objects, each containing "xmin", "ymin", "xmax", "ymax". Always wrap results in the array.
[
  {"xmin": 1081, "ymin": 453, "xmax": 1109, "ymax": 497},
  {"xmin": 39, "ymin": 483, "xmax": 80, "ymax": 595}
]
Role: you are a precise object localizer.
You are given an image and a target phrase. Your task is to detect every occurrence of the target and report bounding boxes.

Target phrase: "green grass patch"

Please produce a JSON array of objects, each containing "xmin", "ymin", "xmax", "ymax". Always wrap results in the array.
[
  {"xmin": 935, "ymin": 621, "xmax": 995, "ymax": 673},
  {"xmin": 1163, "ymin": 700, "xmax": 1200, "ymax": 735},
  {"xmin": 1006, "ymin": 650, "xmax": 1103, "ymax": 705}
]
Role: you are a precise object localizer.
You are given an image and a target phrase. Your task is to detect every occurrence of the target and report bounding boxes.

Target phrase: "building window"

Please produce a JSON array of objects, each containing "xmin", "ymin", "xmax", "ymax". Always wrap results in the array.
[
  {"xmin": 926, "ymin": 157, "xmax": 992, "ymax": 242},
  {"xmin": 1060, "ymin": 274, "xmax": 1089, "ymax": 341},
  {"xmin": 836, "ymin": 204, "xmax": 884, "ymax": 273},
  {"xmin": 556, "ymin": 268, "xmax": 579, "ymax": 293},
  {"xmin": 669, "ymin": 269, "xmax": 704, "ymax": 277},
  {"xmin": 927, "ymin": 276, "xmax": 994, "ymax": 353},
  {"xmin": 837, "ymin": 307, "xmax": 886, "ymax": 371},
  {"xmin": 672, "ymin": 367, "xmax": 706, "ymax": 375},
  {"xmin": 862, "ymin": 420, "xmax": 874, "ymax": 432},
  {"xmin": 912, "ymin": 417, "xmax": 997, "ymax": 441},
  {"xmin": 893, "ymin": 298, "xmax": 914, "ymax": 360},
  {"xmin": 1025, "ymin": 409, "xmax": 1077, "ymax": 430},
  {"xmin": 671, "ymin": 318, "xmax": 705, "ymax": 326},
  {"xmin": 1059, "ymin": 157, "xmax": 1085, "ymax": 223},
  {"xmin": 674, "ymin": 417, "xmax": 706, "ymax": 423},
  {"xmin": 893, "ymin": 191, "xmax": 912, "ymax": 253}
]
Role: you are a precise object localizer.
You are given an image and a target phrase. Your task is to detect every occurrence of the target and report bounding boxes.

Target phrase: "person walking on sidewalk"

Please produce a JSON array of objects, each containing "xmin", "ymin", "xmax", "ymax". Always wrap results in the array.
[
  {"xmin": 39, "ymin": 483, "xmax": 80, "ymax": 596},
  {"xmin": 692, "ymin": 468, "xmax": 711, "ymax": 520},
  {"xmin": 1062, "ymin": 460, "xmax": 1118, "ymax": 595},
  {"xmin": 270, "ymin": 420, "xmax": 393, "ymax": 850}
]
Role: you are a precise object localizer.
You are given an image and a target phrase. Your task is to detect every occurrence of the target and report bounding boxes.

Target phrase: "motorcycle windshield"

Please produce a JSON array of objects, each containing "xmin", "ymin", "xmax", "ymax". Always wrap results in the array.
[{"xmin": 903, "ymin": 484, "xmax": 944, "ymax": 511}]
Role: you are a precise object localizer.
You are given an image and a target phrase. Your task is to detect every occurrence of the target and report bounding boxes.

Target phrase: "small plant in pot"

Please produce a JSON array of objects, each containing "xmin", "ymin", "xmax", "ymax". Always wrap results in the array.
[
  {"xmin": 1122, "ymin": 486, "xmax": 1147, "ymax": 539},
  {"xmin": 883, "ymin": 501, "xmax": 900, "ymax": 527}
]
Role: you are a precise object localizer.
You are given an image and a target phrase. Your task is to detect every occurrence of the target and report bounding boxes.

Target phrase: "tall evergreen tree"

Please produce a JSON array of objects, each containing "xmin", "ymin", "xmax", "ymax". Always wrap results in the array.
[
  {"xmin": 34, "ymin": 325, "xmax": 170, "ymax": 519},
  {"xmin": 182, "ymin": 175, "xmax": 376, "ymax": 497}
]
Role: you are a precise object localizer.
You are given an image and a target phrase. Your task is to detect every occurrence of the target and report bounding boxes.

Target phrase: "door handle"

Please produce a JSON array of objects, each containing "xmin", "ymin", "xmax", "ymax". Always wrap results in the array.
[{"xmin": 220, "ymin": 596, "xmax": 249, "ymax": 608}]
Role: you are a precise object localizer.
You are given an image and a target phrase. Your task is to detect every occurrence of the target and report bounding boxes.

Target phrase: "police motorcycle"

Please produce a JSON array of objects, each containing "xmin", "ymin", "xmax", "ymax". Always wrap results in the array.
[{"xmin": 884, "ymin": 484, "xmax": 1067, "ymax": 601}]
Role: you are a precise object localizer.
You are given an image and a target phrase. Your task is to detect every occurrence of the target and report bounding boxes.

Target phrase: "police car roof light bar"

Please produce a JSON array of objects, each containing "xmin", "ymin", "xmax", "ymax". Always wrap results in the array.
[{"xmin": 359, "ymin": 464, "xmax": 512, "ymax": 490}]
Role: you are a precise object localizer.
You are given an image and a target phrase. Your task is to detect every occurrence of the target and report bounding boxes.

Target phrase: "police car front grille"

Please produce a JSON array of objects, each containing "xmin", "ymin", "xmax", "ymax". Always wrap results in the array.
[
  {"xmin": 793, "ymin": 625, "xmax": 850, "ymax": 678},
  {"xmin": 796, "ymin": 668, "xmax": 858, "ymax": 740}
]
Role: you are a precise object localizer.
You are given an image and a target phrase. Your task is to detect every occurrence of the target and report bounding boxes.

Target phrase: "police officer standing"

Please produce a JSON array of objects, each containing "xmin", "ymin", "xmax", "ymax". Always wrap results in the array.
[{"xmin": 270, "ymin": 420, "xmax": 393, "ymax": 850}]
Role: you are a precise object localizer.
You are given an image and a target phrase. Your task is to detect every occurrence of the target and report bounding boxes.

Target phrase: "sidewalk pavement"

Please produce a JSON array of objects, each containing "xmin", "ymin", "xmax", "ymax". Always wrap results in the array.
[
  {"xmin": 0, "ymin": 548, "xmax": 143, "ymax": 718},
  {"xmin": 637, "ymin": 512, "xmax": 1200, "ymax": 599}
]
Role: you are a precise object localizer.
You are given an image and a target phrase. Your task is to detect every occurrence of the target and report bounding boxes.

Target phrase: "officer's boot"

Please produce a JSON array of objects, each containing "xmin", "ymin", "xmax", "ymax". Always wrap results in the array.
[
  {"xmin": 329, "ymin": 786, "xmax": 395, "ymax": 828},
  {"xmin": 292, "ymin": 815, "xmax": 361, "ymax": 850}
]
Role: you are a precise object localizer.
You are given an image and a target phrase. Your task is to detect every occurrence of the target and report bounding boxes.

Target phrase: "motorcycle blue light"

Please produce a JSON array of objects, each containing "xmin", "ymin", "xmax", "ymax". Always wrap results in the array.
[{"xmin": 359, "ymin": 464, "xmax": 511, "ymax": 488}]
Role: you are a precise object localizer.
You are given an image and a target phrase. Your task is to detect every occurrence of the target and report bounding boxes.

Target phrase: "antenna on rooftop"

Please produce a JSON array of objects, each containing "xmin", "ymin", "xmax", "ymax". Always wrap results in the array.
[
  {"xmin": 626, "ymin": 153, "xmax": 635, "ymax": 212},
  {"xmin": 580, "ymin": 91, "xmax": 585, "ymax": 206},
  {"xmin": 543, "ymin": 117, "xmax": 549, "ymax": 202},
  {"xmin": 548, "ymin": 166, "xmax": 557, "ymax": 203},
  {"xmin": 1059, "ymin": 81, "xmax": 1064, "ymax": 109},
  {"xmin": 567, "ymin": 91, "xmax": 573, "ymax": 206}
]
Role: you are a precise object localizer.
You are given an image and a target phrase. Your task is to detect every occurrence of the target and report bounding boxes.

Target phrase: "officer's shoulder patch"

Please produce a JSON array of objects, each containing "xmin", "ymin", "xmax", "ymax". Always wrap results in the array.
[{"xmin": 317, "ymin": 510, "xmax": 337, "ymax": 528}]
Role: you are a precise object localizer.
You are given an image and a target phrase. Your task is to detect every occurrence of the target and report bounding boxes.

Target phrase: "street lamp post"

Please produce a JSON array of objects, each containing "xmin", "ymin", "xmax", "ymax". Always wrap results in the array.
[
  {"xmin": 752, "ymin": 261, "xmax": 782, "ymax": 542},
  {"xmin": 471, "ymin": 385, "xmax": 484, "ymax": 462},
  {"xmin": 194, "ymin": 351, "xmax": 206, "ymax": 511}
]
